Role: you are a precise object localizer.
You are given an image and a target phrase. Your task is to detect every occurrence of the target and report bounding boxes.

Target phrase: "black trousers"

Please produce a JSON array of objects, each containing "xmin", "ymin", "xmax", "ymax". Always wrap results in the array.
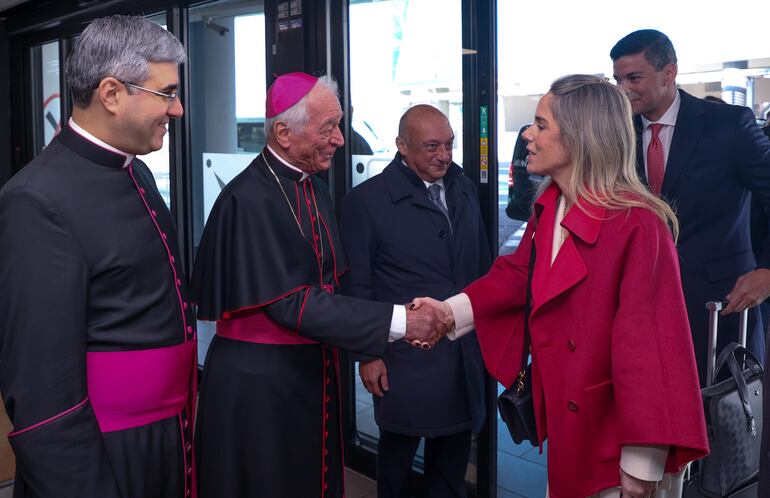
[{"xmin": 376, "ymin": 429, "xmax": 471, "ymax": 498}]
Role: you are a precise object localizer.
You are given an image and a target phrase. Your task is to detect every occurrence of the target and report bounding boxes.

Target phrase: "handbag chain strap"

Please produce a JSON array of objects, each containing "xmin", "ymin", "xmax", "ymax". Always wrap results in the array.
[{"xmin": 517, "ymin": 217, "xmax": 537, "ymax": 395}]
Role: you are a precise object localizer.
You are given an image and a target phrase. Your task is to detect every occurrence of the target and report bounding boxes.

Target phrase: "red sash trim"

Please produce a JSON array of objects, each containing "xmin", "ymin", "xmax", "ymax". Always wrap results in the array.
[{"xmin": 216, "ymin": 311, "xmax": 317, "ymax": 345}]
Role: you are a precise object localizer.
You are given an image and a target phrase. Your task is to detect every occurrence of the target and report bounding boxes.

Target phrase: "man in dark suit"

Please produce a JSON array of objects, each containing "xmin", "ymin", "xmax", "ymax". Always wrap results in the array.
[
  {"xmin": 612, "ymin": 31, "xmax": 770, "ymax": 495},
  {"xmin": 340, "ymin": 105, "xmax": 491, "ymax": 497},
  {"xmin": 610, "ymin": 29, "xmax": 770, "ymax": 385}
]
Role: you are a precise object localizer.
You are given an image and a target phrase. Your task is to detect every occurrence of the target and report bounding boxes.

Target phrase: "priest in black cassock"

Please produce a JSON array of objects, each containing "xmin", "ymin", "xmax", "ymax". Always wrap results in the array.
[
  {"xmin": 192, "ymin": 73, "xmax": 449, "ymax": 498},
  {"xmin": 0, "ymin": 16, "xmax": 197, "ymax": 498}
]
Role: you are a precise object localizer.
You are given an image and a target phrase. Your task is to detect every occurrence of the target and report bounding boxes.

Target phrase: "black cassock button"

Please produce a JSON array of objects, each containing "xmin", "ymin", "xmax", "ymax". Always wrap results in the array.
[{"xmin": 438, "ymin": 230, "xmax": 447, "ymax": 239}]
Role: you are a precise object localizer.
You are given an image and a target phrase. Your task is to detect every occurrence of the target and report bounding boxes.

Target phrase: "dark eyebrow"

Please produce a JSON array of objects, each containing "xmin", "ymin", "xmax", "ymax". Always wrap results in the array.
[
  {"xmin": 159, "ymin": 83, "xmax": 179, "ymax": 92},
  {"xmin": 534, "ymin": 115, "xmax": 547, "ymax": 124}
]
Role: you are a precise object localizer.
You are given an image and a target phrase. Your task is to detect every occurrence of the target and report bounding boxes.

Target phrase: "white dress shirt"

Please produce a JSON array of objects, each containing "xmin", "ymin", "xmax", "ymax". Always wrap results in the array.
[{"xmin": 641, "ymin": 91, "xmax": 681, "ymax": 178}]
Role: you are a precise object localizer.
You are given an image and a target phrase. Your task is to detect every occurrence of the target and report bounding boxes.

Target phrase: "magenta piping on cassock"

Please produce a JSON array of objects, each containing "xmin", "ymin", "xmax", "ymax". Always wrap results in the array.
[{"xmin": 87, "ymin": 341, "xmax": 195, "ymax": 433}]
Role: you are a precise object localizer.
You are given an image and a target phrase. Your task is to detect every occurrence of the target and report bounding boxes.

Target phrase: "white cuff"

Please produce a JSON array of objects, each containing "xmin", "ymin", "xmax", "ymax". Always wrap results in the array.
[
  {"xmin": 388, "ymin": 304, "xmax": 406, "ymax": 341},
  {"xmin": 445, "ymin": 293, "xmax": 474, "ymax": 340},
  {"xmin": 620, "ymin": 445, "xmax": 669, "ymax": 482}
]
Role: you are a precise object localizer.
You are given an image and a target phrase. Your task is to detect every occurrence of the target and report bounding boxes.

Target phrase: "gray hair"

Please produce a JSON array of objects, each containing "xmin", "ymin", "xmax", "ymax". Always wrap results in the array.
[
  {"xmin": 66, "ymin": 15, "xmax": 186, "ymax": 108},
  {"xmin": 264, "ymin": 75, "xmax": 339, "ymax": 142}
]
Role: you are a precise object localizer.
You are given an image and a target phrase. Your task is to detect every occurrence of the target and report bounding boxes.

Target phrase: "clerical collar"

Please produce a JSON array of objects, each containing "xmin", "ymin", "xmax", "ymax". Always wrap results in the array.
[
  {"xmin": 266, "ymin": 145, "xmax": 309, "ymax": 182},
  {"xmin": 68, "ymin": 118, "xmax": 134, "ymax": 168},
  {"xmin": 400, "ymin": 159, "xmax": 445, "ymax": 189},
  {"xmin": 641, "ymin": 90, "xmax": 680, "ymax": 130}
]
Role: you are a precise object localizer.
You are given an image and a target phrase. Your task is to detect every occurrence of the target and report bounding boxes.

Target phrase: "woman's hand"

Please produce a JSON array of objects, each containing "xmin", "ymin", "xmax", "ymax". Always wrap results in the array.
[
  {"xmin": 619, "ymin": 468, "xmax": 658, "ymax": 498},
  {"xmin": 411, "ymin": 297, "xmax": 454, "ymax": 325}
]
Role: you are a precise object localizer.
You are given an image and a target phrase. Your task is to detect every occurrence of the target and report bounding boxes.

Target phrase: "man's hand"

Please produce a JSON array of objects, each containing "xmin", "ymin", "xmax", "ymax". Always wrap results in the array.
[
  {"xmin": 722, "ymin": 268, "xmax": 770, "ymax": 314},
  {"xmin": 404, "ymin": 298, "xmax": 453, "ymax": 349},
  {"xmin": 359, "ymin": 359, "xmax": 388, "ymax": 397},
  {"xmin": 619, "ymin": 468, "xmax": 658, "ymax": 498}
]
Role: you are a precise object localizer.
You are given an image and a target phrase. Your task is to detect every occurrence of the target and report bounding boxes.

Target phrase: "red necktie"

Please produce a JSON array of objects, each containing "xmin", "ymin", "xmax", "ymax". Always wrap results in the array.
[{"xmin": 646, "ymin": 123, "xmax": 665, "ymax": 194}]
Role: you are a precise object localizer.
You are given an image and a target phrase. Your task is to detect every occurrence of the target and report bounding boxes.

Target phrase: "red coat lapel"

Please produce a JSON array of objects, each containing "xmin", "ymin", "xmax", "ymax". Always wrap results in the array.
[{"xmin": 531, "ymin": 183, "xmax": 604, "ymax": 315}]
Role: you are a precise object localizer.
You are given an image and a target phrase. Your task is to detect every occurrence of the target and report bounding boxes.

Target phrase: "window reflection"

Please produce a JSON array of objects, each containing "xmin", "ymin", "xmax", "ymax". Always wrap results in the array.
[
  {"xmin": 349, "ymin": 0, "xmax": 463, "ymax": 188},
  {"xmin": 188, "ymin": 1, "xmax": 266, "ymax": 365},
  {"xmin": 32, "ymin": 41, "xmax": 60, "ymax": 154}
]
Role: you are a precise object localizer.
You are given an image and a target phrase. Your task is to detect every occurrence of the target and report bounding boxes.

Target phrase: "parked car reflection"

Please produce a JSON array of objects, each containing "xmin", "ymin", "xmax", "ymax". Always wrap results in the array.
[{"xmin": 505, "ymin": 124, "xmax": 543, "ymax": 221}]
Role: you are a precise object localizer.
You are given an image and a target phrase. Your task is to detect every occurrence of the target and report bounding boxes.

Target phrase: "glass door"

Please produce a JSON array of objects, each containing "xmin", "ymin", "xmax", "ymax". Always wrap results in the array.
[
  {"xmin": 187, "ymin": 0, "xmax": 267, "ymax": 365},
  {"xmin": 346, "ymin": 0, "xmax": 471, "ymax": 492},
  {"xmin": 30, "ymin": 40, "xmax": 60, "ymax": 154}
]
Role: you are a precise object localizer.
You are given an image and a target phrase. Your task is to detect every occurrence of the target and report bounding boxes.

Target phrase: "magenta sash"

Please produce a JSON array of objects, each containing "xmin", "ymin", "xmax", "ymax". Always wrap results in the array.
[
  {"xmin": 217, "ymin": 311, "xmax": 317, "ymax": 345},
  {"xmin": 87, "ymin": 341, "xmax": 195, "ymax": 433}
]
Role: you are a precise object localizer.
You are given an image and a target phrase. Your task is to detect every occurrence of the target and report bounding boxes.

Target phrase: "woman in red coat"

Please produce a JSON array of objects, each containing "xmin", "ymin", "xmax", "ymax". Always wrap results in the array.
[{"xmin": 416, "ymin": 75, "xmax": 708, "ymax": 498}]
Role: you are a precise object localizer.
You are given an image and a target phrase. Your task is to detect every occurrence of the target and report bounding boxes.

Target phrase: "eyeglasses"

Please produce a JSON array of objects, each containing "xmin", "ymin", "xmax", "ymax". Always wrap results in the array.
[{"xmin": 119, "ymin": 80, "xmax": 179, "ymax": 105}]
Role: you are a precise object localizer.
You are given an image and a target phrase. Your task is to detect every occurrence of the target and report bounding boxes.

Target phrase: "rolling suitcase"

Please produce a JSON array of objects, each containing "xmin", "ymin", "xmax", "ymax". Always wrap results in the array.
[{"xmin": 684, "ymin": 301, "xmax": 762, "ymax": 498}]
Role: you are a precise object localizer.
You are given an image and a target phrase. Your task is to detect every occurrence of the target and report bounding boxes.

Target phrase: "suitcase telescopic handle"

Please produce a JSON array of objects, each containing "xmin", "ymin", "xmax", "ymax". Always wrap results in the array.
[{"xmin": 705, "ymin": 300, "xmax": 748, "ymax": 387}]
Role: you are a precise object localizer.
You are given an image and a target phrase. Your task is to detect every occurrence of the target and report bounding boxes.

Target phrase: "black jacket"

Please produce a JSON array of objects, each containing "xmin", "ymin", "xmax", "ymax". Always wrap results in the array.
[{"xmin": 341, "ymin": 155, "xmax": 491, "ymax": 436}]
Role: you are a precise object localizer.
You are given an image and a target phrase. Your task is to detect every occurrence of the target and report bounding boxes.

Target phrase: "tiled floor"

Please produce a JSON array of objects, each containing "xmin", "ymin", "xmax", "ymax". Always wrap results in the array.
[
  {"xmin": 354, "ymin": 371, "xmax": 548, "ymax": 498},
  {"xmin": 346, "ymin": 468, "xmax": 378, "ymax": 498}
]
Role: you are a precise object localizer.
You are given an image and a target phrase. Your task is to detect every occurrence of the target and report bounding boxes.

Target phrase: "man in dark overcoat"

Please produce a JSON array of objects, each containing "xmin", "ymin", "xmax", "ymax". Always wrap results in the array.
[{"xmin": 341, "ymin": 105, "xmax": 491, "ymax": 498}]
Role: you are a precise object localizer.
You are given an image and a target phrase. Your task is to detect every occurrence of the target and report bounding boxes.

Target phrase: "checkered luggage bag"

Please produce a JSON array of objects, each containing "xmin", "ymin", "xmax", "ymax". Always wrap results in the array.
[{"xmin": 684, "ymin": 301, "xmax": 762, "ymax": 498}]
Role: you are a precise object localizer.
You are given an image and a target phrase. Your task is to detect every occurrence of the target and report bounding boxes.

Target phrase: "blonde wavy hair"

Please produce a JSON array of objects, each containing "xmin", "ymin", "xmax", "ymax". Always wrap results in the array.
[{"xmin": 544, "ymin": 74, "xmax": 679, "ymax": 239}]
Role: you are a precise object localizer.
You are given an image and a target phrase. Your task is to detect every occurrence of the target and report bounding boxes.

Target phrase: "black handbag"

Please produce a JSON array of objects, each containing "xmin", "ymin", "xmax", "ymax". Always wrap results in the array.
[
  {"xmin": 497, "ymin": 227, "xmax": 538, "ymax": 447},
  {"xmin": 696, "ymin": 342, "xmax": 764, "ymax": 498}
]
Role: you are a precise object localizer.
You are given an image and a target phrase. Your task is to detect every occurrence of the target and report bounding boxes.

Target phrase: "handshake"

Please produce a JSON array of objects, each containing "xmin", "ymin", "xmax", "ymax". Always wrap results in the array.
[{"xmin": 403, "ymin": 297, "xmax": 455, "ymax": 350}]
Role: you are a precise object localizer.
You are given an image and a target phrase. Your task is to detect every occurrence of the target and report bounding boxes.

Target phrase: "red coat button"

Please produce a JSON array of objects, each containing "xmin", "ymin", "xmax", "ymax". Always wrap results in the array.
[
  {"xmin": 187, "ymin": 466, "xmax": 192, "ymax": 474},
  {"xmin": 324, "ymin": 483, "xmax": 328, "ymax": 491},
  {"xmin": 183, "ymin": 420, "xmax": 189, "ymax": 428},
  {"xmin": 567, "ymin": 401, "xmax": 579, "ymax": 412},
  {"xmin": 325, "ymin": 396, "xmax": 330, "ymax": 403},
  {"xmin": 151, "ymin": 210, "xmax": 157, "ymax": 217},
  {"xmin": 567, "ymin": 339, "xmax": 576, "ymax": 352},
  {"xmin": 184, "ymin": 302, "xmax": 188, "ymax": 310},
  {"xmin": 324, "ymin": 449, "xmax": 328, "ymax": 456},
  {"xmin": 186, "ymin": 443, "xmax": 192, "ymax": 452},
  {"xmin": 326, "ymin": 378, "xmax": 330, "ymax": 385}
]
